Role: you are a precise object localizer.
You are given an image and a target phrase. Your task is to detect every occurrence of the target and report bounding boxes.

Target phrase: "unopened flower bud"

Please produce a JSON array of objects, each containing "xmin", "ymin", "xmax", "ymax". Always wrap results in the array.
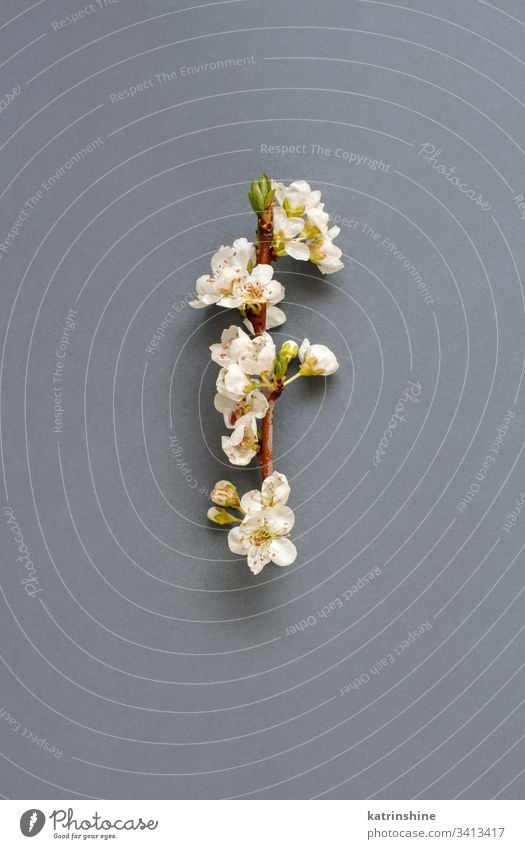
[
  {"xmin": 248, "ymin": 173, "xmax": 274, "ymax": 213},
  {"xmin": 211, "ymin": 480, "xmax": 240, "ymax": 508},
  {"xmin": 279, "ymin": 340, "xmax": 299, "ymax": 364},
  {"xmin": 298, "ymin": 339, "xmax": 339, "ymax": 376},
  {"xmin": 207, "ymin": 507, "xmax": 240, "ymax": 525},
  {"xmin": 274, "ymin": 340, "xmax": 299, "ymax": 380}
]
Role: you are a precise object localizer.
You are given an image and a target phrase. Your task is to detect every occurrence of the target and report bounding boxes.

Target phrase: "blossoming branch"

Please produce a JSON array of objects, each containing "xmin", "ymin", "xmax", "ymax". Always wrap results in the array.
[{"xmin": 190, "ymin": 176, "xmax": 343, "ymax": 574}]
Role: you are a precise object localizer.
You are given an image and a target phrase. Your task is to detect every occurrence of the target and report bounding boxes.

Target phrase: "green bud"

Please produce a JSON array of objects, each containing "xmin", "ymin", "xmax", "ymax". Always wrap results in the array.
[
  {"xmin": 274, "ymin": 340, "xmax": 299, "ymax": 379},
  {"xmin": 279, "ymin": 340, "xmax": 299, "ymax": 363},
  {"xmin": 248, "ymin": 173, "xmax": 274, "ymax": 213},
  {"xmin": 248, "ymin": 181, "xmax": 265, "ymax": 212},
  {"xmin": 207, "ymin": 507, "xmax": 240, "ymax": 525},
  {"xmin": 273, "ymin": 358, "xmax": 285, "ymax": 381},
  {"xmin": 260, "ymin": 172, "xmax": 271, "ymax": 197}
]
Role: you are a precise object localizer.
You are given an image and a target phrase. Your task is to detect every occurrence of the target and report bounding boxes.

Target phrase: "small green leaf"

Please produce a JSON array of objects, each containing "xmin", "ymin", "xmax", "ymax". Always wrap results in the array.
[{"xmin": 249, "ymin": 181, "xmax": 265, "ymax": 212}]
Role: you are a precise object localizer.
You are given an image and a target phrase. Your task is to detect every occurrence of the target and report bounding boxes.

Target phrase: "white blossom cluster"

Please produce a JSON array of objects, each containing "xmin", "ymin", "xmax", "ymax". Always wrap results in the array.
[
  {"xmin": 191, "ymin": 178, "xmax": 343, "ymax": 574},
  {"xmin": 212, "ymin": 325, "xmax": 274, "ymax": 466},
  {"xmin": 272, "ymin": 179, "xmax": 344, "ymax": 274},
  {"xmin": 208, "ymin": 473, "xmax": 296, "ymax": 574},
  {"xmin": 190, "ymin": 237, "xmax": 287, "ymax": 319}
]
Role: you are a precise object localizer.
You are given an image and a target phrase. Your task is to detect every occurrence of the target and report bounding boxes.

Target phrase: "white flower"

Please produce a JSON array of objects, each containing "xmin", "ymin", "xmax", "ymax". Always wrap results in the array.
[
  {"xmin": 216, "ymin": 363, "xmax": 254, "ymax": 401},
  {"xmin": 209, "ymin": 325, "xmax": 251, "ymax": 367},
  {"xmin": 299, "ymin": 338, "xmax": 339, "ymax": 375},
  {"xmin": 229, "ymin": 263, "xmax": 285, "ymax": 308},
  {"xmin": 212, "ymin": 238, "xmax": 255, "ymax": 274},
  {"xmin": 228, "ymin": 504, "xmax": 297, "ymax": 574},
  {"xmin": 221, "ymin": 415, "xmax": 259, "ymax": 465},
  {"xmin": 270, "ymin": 180, "xmax": 344, "ymax": 274},
  {"xmin": 309, "ymin": 227, "xmax": 344, "ymax": 274},
  {"xmin": 305, "ymin": 204, "xmax": 330, "ymax": 232},
  {"xmin": 243, "ymin": 305, "xmax": 286, "ymax": 334},
  {"xmin": 237, "ymin": 332, "xmax": 276, "ymax": 374},
  {"xmin": 227, "ymin": 472, "xmax": 296, "ymax": 573},
  {"xmin": 214, "ymin": 389, "xmax": 268, "ymax": 428},
  {"xmin": 211, "ymin": 327, "xmax": 275, "ymax": 376},
  {"xmin": 273, "ymin": 179, "xmax": 322, "ymax": 214},
  {"xmin": 272, "ymin": 206, "xmax": 307, "ymax": 260},
  {"xmin": 190, "ymin": 238, "xmax": 256, "ymax": 308},
  {"xmin": 240, "ymin": 471, "xmax": 291, "ymax": 513}
]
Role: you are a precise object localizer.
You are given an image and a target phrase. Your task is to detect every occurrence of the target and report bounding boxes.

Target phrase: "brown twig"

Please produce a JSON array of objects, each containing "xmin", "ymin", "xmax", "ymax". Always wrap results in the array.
[
  {"xmin": 246, "ymin": 204, "xmax": 275, "ymax": 336},
  {"xmin": 248, "ymin": 203, "xmax": 278, "ymax": 480},
  {"xmin": 259, "ymin": 396, "xmax": 275, "ymax": 479},
  {"xmin": 256, "ymin": 204, "xmax": 275, "ymax": 265}
]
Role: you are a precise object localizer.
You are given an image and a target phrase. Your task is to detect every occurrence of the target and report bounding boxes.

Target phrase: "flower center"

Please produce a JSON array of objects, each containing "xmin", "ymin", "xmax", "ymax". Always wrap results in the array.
[
  {"xmin": 239, "ymin": 432, "xmax": 258, "ymax": 452},
  {"xmin": 249, "ymin": 526, "xmax": 274, "ymax": 546},
  {"xmin": 310, "ymin": 236, "xmax": 326, "ymax": 260},
  {"xmin": 231, "ymin": 400, "xmax": 251, "ymax": 424}
]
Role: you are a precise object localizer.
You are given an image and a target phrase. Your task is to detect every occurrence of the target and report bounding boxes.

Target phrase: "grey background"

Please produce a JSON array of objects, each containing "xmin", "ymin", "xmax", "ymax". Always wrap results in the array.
[{"xmin": 0, "ymin": 0, "xmax": 523, "ymax": 800}]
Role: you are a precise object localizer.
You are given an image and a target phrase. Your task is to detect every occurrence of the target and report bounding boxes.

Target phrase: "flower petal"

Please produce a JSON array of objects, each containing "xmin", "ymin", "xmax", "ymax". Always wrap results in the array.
[
  {"xmin": 238, "ymin": 513, "xmax": 265, "ymax": 537},
  {"xmin": 217, "ymin": 295, "xmax": 244, "ymax": 309},
  {"xmin": 261, "ymin": 471, "xmax": 290, "ymax": 506},
  {"xmin": 298, "ymin": 338, "xmax": 310, "ymax": 363},
  {"xmin": 213, "ymin": 392, "xmax": 235, "ymax": 415},
  {"xmin": 266, "ymin": 505, "xmax": 295, "ymax": 535},
  {"xmin": 248, "ymin": 544, "xmax": 272, "ymax": 574},
  {"xmin": 307, "ymin": 206, "xmax": 330, "ymax": 231},
  {"xmin": 264, "ymin": 279, "xmax": 285, "ymax": 304},
  {"xmin": 211, "ymin": 245, "xmax": 234, "ymax": 272},
  {"xmin": 240, "ymin": 489, "xmax": 265, "ymax": 513},
  {"xmin": 228, "ymin": 526, "xmax": 249, "ymax": 555},
  {"xmin": 269, "ymin": 537, "xmax": 297, "ymax": 566},
  {"xmin": 266, "ymin": 306, "xmax": 286, "ymax": 328},
  {"xmin": 285, "ymin": 240, "xmax": 310, "ymax": 261},
  {"xmin": 251, "ymin": 263, "xmax": 274, "ymax": 284}
]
